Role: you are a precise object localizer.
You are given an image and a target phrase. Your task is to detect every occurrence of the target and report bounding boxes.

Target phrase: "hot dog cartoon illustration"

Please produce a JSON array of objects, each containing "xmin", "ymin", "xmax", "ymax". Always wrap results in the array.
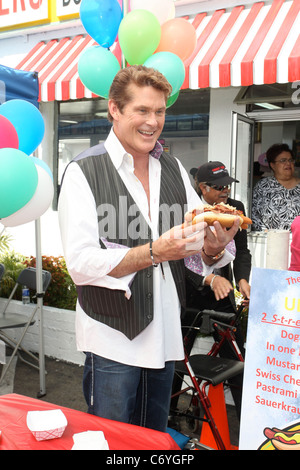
[{"xmin": 260, "ymin": 425, "xmax": 300, "ymax": 450}]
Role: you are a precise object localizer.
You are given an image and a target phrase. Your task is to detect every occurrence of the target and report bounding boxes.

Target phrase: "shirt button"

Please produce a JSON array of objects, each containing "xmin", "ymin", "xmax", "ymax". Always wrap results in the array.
[{"xmin": 146, "ymin": 292, "xmax": 152, "ymax": 299}]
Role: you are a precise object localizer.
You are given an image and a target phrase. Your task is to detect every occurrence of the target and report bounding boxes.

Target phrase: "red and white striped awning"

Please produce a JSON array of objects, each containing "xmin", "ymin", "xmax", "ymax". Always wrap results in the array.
[
  {"xmin": 16, "ymin": 0, "xmax": 300, "ymax": 102},
  {"xmin": 16, "ymin": 35, "xmax": 121, "ymax": 102},
  {"xmin": 183, "ymin": 0, "xmax": 300, "ymax": 89}
]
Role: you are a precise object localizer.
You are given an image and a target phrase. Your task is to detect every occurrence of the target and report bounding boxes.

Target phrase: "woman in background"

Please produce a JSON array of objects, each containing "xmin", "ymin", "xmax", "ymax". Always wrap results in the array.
[{"xmin": 252, "ymin": 143, "xmax": 300, "ymax": 231}]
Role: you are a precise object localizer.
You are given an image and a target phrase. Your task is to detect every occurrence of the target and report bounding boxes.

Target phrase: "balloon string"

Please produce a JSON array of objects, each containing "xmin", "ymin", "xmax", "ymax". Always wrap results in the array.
[{"xmin": 0, "ymin": 226, "xmax": 6, "ymax": 237}]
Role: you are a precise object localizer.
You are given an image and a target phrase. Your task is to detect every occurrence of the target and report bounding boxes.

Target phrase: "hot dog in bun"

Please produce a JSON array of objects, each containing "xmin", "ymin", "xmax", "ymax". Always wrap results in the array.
[
  {"xmin": 264, "ymin": 427, "xmax": 300, "ymax": 450},
  {"xmin": 191, "ymin": 202, "xmax": 252, "ymax": 230}
]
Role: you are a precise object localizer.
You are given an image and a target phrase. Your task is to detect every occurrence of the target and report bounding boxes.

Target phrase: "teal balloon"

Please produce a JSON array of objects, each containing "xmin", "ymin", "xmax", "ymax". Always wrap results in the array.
[
  {"xmin": 80, "ymin": 0, "xmax": 122, "ymax": 48},
  {"xmin": 0, "ymin": 99, "xmax": 45, "ymax": 156},
  {"xmin": 144, "ymin": 52, "xmax": 185, "ymax": 96},
  {"xmin": 0, "ymin": 148, "xmax": 38, "ymax": 218},
  {"xmin": 78, "ymin": 46, "xmax": 121, "ymax": 98},
  {"xmin": 118, "ymin": 10, "xmax": 161, "ymax": 65}
]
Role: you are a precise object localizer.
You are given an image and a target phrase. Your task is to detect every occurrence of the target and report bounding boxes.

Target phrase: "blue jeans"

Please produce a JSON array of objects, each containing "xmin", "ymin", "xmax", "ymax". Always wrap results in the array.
[{"xmin": 83, "ymin": 352, "xmax": 175, "ymax": 432}]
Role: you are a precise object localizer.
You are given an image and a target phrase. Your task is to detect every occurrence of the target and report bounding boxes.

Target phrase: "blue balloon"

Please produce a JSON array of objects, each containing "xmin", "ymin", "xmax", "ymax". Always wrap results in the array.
[
  {"xmin": 29, "ymin": 156, "xmax": 53, "ymax": 181},
  {"xmin": 80, "ymin": 0, "xmax": 122, "ymax": 48},
  {"xmin": 0, "ymin": 99, "xmax": 45, "ymax": 156}
]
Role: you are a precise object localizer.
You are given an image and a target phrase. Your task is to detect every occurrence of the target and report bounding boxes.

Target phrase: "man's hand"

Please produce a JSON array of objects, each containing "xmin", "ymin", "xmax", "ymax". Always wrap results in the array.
[
  {"xmin": 203, "ymin": 218, "xmax": 240, "ymax": 257},
  {"xmin": 205, "ymin": 274, "xmax": 233, "ymax": 301},
  {"xmin": 152, "ymin": 219, "xmax": 207, "ymax": 263},
  {"xmin": 238, "ymin": 278, "xmax": 251, "ymax": 305}
]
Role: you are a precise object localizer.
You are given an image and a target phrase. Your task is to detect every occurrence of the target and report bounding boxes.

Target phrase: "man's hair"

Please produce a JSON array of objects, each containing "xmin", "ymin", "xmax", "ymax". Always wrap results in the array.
[
  {"xmin": 195, "ymin": 181, "xmax": 210, "ymax": 197},
  {"xmin": 107, "ymin": 65, "xmax": 172, "ymax": 122}
]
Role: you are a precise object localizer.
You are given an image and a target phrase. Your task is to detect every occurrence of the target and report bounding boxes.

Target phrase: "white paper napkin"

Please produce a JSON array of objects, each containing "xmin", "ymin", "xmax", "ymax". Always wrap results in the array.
[{"xmin": 72, "ymin": 430, "xmax": 109, "ymax": 450}]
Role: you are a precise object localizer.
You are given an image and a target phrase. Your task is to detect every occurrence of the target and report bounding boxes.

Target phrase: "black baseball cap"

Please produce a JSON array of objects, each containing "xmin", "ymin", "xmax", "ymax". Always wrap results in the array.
[{"xmin": 191, "ymin": 161, "xmax": 239, "ymax": 185}]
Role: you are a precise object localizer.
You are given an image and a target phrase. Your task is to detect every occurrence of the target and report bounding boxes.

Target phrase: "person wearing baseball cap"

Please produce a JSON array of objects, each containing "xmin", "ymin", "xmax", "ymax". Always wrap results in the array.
[
  {"xmin": 184, "ymin": 161, "xmax": 251, "ymax": 420},
  {"xmin": 190, "ymin": 161, "xmax": 239, "ymax": 187},
  {"xmin": 192, "ymin": 160, "xmax": 251, "ymax": 307}
]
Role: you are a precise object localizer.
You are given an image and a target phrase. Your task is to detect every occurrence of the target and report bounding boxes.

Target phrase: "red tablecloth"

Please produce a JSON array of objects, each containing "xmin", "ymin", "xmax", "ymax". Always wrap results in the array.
[{"xmin": 0, "ymin": 394, "xmax": 180, "ymax": 450}]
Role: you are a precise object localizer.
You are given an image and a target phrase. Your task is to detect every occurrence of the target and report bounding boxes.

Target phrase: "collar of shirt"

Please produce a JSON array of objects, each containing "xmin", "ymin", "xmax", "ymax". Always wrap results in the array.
[{"xmin": 104, "ymin": 128, "xmax": 163, "ymax": 171}]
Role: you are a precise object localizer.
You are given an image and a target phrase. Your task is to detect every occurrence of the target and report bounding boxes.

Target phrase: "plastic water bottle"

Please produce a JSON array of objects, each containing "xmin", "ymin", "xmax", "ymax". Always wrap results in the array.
[{"xmin": 22, "ymin": 286, "xmax": 30, "ymax": 304}]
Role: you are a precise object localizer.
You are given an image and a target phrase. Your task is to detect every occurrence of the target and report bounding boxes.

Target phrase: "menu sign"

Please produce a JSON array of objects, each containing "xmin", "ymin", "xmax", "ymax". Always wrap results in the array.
[
  {"xmin": 239, "ymin": 267, "xmax": 300, "ymax": 450},
  {"xmin": 0, "ymin": 0, "xmax": 50, "ymax": 30}
]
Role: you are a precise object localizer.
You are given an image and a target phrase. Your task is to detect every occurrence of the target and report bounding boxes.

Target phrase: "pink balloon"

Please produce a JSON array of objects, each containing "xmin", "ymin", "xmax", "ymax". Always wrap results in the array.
[{"xmin": 0, "ymin": 115, "xmax": 19, "ymax": 149}]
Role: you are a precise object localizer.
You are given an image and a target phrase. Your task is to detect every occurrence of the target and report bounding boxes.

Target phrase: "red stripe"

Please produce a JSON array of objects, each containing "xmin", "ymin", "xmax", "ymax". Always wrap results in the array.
[
  {"xmin": 60, "ymin": 36, "xmax": 96, "ymax": 101},
  {"xmin": 45, "ymin": 35, "xmax": 82, "ymax": 101},
  {"xmin": 196, "ymin": 10, "xmax": 226, "ymax": 88},
  {"xmin": 182, "ymin": 13, "xmax": 207, "ymax": 89},
  {"xmin": 111, "ymin": 40, "xmax": 122, "ymax": 66},
  {"xmin": 192, "ymin": 11, "xmax": 207, "ymax": 30},
  {"xmin": 18, "ymin": 39, "xmax": 58, "ymax": 101},
  {"xmin": 47, "ymin": 35, "xmax": 89, "ymax": 101},
  {"xmin": 76, "ymin": 76, "xmax": 85, "ymax": 100},
  {"xmin": 219, "ymin": 2, "xmax": 264, "ymax": 87},
  {"xmin": 16, "ymin": 41, "xmax": 45, "ymax": 69},
  {"xmin": 241, "ymin": 0, "xmax": 285, "ymax": 86},
  {"xmin": 185, "ymin": 9, "xmax": 225, "ymax": 89},
  {"xmin": 288, "ymin": 34, "xmax": 300, "ymax": 82},
  {"xmin": 38, "ymin": 37, "xmax": 70, "ymax": 83},
  {"xmin": 264, "ymin": 0, "xmax": 300, "ymax": 84},
  {"xmin": 22, "ymin": 39, "xmax": 58, "ymax": 72},
  {"xmin": 198, "ymin": 6, "xmax": 244, "ymax": 88}
]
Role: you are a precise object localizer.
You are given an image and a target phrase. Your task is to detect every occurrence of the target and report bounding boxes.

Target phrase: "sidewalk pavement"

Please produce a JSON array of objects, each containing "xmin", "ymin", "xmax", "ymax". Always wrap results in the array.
[{"xmin": 0, "ymin": 355, "xmax": 86, "ymax": 413}]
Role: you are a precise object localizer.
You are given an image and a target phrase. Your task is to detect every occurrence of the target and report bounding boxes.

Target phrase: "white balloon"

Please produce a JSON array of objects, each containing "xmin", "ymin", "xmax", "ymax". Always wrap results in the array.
[
  {"xmin": 1, "ymin": 163, "xmax": 54, "ymax": 227},
  {"xmin": 130, "ymin": 0, "xmax": 175, "ymax": 24}
]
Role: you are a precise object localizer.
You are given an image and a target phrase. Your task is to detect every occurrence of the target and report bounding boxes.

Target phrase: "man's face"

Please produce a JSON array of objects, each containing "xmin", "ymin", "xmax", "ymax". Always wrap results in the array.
[
  {"xmin": 200, "ymin": 182, "xmax": 231, "ymax": 205},
  {"xmin": 108, "ymin": 83, "xmax": 166, "ymax": 160}
]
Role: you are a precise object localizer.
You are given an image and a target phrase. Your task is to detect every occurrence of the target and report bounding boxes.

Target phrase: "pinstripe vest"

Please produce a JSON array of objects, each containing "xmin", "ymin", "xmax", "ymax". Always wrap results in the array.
[{"xmin": 70, "ymin": 143, "xmax": 187, "ymax": 339}]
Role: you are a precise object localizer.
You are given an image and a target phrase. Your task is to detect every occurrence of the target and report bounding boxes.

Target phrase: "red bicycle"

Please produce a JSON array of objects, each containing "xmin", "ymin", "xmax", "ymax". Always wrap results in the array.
[{"xmin": 170, "ymin": 306, "xmax": 245, "ymax": 450}]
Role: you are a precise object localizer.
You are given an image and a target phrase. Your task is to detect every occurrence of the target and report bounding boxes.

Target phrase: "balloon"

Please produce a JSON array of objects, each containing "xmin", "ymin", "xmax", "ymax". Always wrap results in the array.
[
  {"xmin": 155, "ymin": 18, "xmax": 197, "ymax": 61},
  {"xmin": 0, "ymin": 99, "xmax": 45, "ymax": 155},
  {"xmin": 0, "ymin": 148, "xmax": 38, "ymax": 218},
  {"xmin": 78, "ymin": 46, "xmax": 121, "ymax": 99},
  {"xmin": 1, "ymin": 157, "xmax": 54, "ymax": 227},
  {"xmin": 80, "ymin": 0, "xmax": 122, "ymax": 48},
  {"xmin": 117, "ymin": 0, "xmax": 127, "ymax": 15},
  {"xmin": 0, "ymin": 115, "xmax": 18, "ymax": 149},
  {"xmin": 130, "ymin": 0, "xmax": 175, "ymax": 24},
  {"xmin": 167, "ymin": 90, "xmax": 180, "ymax": 108},
  {"xmin": 144, "ymin": 52, "xmax": 185, "ymax": 96},
  {"xmin": 118, "ymin": 10, "xmax": 161, "ymax": 65}
]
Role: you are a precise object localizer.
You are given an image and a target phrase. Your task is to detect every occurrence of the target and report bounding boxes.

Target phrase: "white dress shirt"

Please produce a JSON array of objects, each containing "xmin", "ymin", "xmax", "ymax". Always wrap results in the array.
[{"xmin": 58, "ymin": 129, "xmax": 234, "ymax": 368}]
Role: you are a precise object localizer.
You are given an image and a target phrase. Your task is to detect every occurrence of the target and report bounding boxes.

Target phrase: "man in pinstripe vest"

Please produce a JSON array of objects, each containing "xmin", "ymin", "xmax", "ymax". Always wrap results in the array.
[{"xmin": 58, "ymin": 65, "xmax": 240, "ymax": 432}]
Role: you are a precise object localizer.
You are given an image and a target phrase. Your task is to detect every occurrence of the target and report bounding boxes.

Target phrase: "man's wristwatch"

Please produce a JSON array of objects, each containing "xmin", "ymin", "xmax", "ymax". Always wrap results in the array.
[{"xmin": 202, "ymin": 247, "xmax": 225, "ymax": 261}]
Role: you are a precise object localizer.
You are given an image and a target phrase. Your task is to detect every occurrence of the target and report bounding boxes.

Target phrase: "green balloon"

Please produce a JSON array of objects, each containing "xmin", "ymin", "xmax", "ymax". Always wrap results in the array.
[
  {"xmin": 0, "ymin": 148, "xmax": 38, "ymax": 218},
  {"xmin": 118, "ymin": 10, "xmax": 161, "ymax": 65},
  {"xmin": 78, "ymin": 46, "xmax": 121, "ymax": 98},
  {"xmin": 167, "ymin": 90, "xmax": 180, "ymax": 108}
]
